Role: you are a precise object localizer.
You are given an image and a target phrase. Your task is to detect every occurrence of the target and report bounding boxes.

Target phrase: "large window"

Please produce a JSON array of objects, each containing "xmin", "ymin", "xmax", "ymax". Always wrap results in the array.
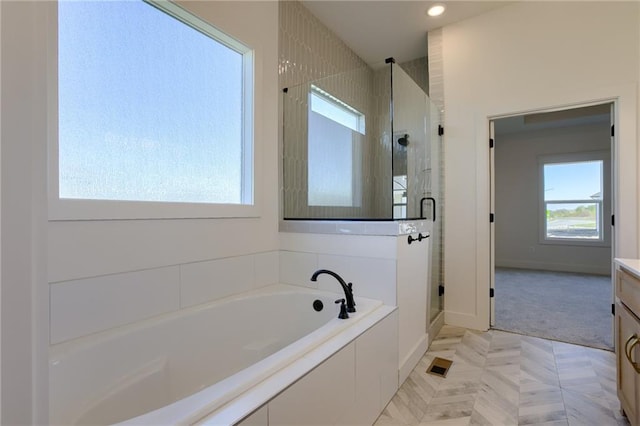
[
  {"xmin": 541, "ymin": 155, "xmax": 605, "ymax": 242},
  {"xmin": 307, "ymin": 86, "xmax": 364, "ymax": 207},
  {"xmin": 53, "ymin": 0, "xmax": 254, "ymax": 219}
]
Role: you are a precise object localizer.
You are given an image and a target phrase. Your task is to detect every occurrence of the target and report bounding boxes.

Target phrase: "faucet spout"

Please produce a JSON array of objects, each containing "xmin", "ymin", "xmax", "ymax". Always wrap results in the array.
[{"xmin": 310, "ymin": 269, "xmax": 356, "ymax": 313}]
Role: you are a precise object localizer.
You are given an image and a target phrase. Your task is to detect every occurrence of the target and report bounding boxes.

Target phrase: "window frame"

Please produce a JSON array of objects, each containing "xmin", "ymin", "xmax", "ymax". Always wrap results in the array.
[
  {"xmin": 538, "ymin": 151, "xmax": 610, "ymax": 247},
  {"xmin": 309, "ymin": 85, "xmax": 365, "ymax": 135},
  {"xmin": 48, "ymin": 0, "xmax": 257, "ymax": 220}
]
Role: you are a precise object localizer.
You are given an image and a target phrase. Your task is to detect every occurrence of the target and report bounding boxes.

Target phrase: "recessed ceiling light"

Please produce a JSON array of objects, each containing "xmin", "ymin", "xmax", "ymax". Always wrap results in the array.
[{"xmin": 427, "ymin": 5, "xmax": 445, "ymax": 17}]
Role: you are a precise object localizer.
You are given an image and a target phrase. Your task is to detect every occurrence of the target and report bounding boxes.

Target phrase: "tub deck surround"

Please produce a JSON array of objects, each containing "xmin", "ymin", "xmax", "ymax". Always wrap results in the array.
[
  {"xmin": 49, "ymin": 251, "xmax": 281, "ymax": 346},
  {"xmin": 49, "ymin": 283, "xmax": 392, "ymax": 425},
  {"xmin": 279, "ymin": 220, "xmax": 432, "ymax": 402},
  {"xmin": 199, "ymin": 305, "xmax": 398, "ymax": 425}
]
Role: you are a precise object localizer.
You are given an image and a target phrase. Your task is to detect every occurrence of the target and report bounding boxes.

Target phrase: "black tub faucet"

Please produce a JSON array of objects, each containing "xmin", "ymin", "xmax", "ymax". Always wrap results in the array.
[{"xmin": 310, "ymin": 269, "xmax": 356, "ymax": 313}]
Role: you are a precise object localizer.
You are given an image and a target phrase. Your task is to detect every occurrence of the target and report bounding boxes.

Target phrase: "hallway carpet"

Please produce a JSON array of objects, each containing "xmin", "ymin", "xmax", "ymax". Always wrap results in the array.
[{"xmin": 494, "ymin": 268, "xmax": 612, "ymax": 350}]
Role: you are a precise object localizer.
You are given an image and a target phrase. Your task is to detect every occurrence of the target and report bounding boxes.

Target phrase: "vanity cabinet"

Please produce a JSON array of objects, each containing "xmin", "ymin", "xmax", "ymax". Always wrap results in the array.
[{"xmin": 615, "ymin": 261, "xmax": 640, "ymax": 426}]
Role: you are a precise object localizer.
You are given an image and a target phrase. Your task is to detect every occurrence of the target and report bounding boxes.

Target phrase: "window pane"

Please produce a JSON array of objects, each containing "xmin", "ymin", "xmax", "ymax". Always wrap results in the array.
[
  {"xmin": 307, "ymin": 89, "xmax": 364, "ymax": 207},
  {"xmin": 310, "ymin": 87, "xmax": 365, "ymax": 134},
  {"xmin": 307, "ymin": 111, "xmax": 356, "ymax": 206},
  {"xmin": 58, "ymin": 1, "xmax": 246, "ymax": 204},
  {"xmin": 546, "ymin": 202, "xmax": 600, "ymax": 239},
  {"xmin": 544, "ymin": 161, "xmax": 602, "ymax": 201}
]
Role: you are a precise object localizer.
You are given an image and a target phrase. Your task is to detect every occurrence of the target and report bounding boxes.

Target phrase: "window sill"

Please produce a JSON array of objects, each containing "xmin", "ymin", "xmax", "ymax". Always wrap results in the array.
[
  {"xmin": 538, "ymin": 238, "xmax": 610, "ymax": 248},
  {"xmin": 49, "ymin": 198, "xmax": 259, "ymax": 221}
]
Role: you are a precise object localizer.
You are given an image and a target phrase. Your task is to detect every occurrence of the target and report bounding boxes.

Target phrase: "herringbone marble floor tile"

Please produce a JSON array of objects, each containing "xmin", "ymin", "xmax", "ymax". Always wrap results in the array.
[{"xmin": 375, "ymin": 327, "xmax": 629, "ymax": 426}]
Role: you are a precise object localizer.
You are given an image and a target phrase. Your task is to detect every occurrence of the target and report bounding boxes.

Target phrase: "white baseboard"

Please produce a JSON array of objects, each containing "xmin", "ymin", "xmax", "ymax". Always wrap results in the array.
[
  {"xmin": 495, "ymin": 259, "xmax": 610, "ymax": 276},
  {"xmin": 399, "ymin": 334, "xmax": 428, "ymax": 385},
  {"xmin": 428, "ymin": 311, "xmax": 445, "ymax": 347},
  {"xmin": 444, "ymin": 311, "xmax": 487, "ymax": 331}
]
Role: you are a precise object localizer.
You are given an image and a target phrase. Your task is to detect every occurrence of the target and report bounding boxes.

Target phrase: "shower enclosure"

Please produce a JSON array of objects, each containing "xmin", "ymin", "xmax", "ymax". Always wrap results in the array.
[{"xmin": 281, "ymin": 58, "xmax": 444, "ymax": 323}]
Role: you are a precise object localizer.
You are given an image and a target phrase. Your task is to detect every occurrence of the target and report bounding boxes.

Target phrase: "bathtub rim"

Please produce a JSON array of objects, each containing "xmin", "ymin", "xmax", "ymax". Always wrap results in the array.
[
  {"xmin": 50, "ymin": 283, "xmax": 347, "ymax": 357},
  {"xmin": 50, "ymin": 283, "xmax": 386, "ymax": 426},
  {"xmin": 197, "ymin": 304, "xmax": 398, "ymax": 425},
  {"xmin": 114, "ymin": 288, "xmax": 385, "ymax": 425}
]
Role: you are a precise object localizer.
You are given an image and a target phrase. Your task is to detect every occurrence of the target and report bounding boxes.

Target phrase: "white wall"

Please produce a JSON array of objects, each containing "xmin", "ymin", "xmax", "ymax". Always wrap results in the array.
[
  {"xmin": 495, "ymin": 122, "xmax": 611, "ymax": 275},
  {"xmin": 1, "ymin": 1, "xmax": 279, "ymax": 422},
  {"xmin": 48, "ymin": 1, "xmax": 279, "ymax": 339},
  {"xmin": 441, "ymin": 1, "xmax": 639, "ymax": 329},
  {"xmin": 279, "ymin": 232, "xmax": 398, "ymax": 305},
  {"xmin": 1, "ymin": 2, "xmax": 49, "ymax": 423},
  {"xmin": 49, "ymin": 1, "xmax": 279, "ymax": 283},
  {"xmin": 1, "ymin": 4, "xmax": 3, "ymax": 421}
]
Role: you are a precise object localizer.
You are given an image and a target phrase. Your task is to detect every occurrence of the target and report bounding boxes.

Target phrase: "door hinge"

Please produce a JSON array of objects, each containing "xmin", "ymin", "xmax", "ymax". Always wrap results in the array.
[
  {"xmin": 612, "ymin": 303, "xmax": 615, "ymax": 315},
  {"xmin": 438, "ymin": 285, "xmax": 445, "ymax": 296},
  {"xmin": 490, "ymin": 213, "xmax": 495, "ymax": 223},
  {"xmin": 489, "ymin": 138, "xmax": 494, "ymax": 148},
  {"xmin": 490, "ymin": 288, "xmax": 495, "ymax": 298},
  {"xmin": 611, "ymin": 125, "xmax": 615, "ymax": 137},
  {"xmin": 612, "ymin": 215, "xmax": 615, "ymax": 227},
  {"xmin": 438, "ymin": 125, "xmax": 444, "ymax": 136}
]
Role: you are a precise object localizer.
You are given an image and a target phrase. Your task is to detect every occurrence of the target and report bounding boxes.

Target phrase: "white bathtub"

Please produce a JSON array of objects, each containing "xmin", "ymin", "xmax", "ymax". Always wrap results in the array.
[{"xmin": 49, "ymin": 283, "xmax": 386, "ymax": 425}]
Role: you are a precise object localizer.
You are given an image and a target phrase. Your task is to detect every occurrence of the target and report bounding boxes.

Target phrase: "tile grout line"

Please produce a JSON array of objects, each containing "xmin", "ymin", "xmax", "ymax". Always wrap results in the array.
[
  {"xmin": 551, "ymin": 340, "xmax": 569, "ymax": 425},
  {"xmin": 375, "ymin": 327, "xmax": 625, "ymax": 426}
]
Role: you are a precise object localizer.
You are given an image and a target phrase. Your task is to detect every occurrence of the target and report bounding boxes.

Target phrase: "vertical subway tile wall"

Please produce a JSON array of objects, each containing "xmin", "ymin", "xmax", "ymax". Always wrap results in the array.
[
  {"xmin": 279, "ymin": 1, "xmax": 392, "ymax": 219},
  {"xmin": 279, "ymin": 2, "xmax": 433, "ymax": 221},
  {"xmin": 399, "ymin": 56, "xmax": 429, "ymax": 96},
  {"xmin": 279, "ymin": 1, "xmax": 367, "ymax": 92}
]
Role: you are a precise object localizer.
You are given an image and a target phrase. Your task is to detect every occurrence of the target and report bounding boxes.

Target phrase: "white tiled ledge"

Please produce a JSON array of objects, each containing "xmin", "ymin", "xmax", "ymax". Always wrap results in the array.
[
  {"xmin": 49, "ymin": 251, "xmax": 280, "ymax": 345},
  {"xmin": 279, "ymin": 219, "xmax": 431, "ymax": 236}
]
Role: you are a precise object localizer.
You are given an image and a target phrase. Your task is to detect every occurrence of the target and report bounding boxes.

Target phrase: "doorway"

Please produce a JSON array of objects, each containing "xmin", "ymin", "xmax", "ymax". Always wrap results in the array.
[{"xmin": 489, "ymin": 103, "xmax": 614, "ymax": 350}]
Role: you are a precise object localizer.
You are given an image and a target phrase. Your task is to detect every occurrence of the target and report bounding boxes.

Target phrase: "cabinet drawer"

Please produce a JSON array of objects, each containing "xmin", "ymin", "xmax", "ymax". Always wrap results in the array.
[
  {"xmin": 618, "ymin": 268, "xmax": 640, "ymax": 316},
  {"xmin": 617, "ymin": 302, "xmax": 640, "ymax": 425}
]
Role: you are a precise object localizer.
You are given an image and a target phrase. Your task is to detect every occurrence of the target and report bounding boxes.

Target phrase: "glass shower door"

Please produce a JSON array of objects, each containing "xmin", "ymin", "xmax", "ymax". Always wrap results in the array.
[
  {"xmin": 391, "ymin": 63, "xmax": 443, "ymax": 323},
  {"xmin": 428, "ymin": 100, "xmax": 443, "ymax": 322}
]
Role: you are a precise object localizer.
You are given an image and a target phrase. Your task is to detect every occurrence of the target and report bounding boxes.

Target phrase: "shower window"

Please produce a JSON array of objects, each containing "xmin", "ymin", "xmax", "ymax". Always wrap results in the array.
[
  {"xmin": 52, "ymin": 0, "xmax": 255, "ymax": 219},
  {"xmin": 307, "ymin": 86, "xmax": 364, "ymax": 207}
]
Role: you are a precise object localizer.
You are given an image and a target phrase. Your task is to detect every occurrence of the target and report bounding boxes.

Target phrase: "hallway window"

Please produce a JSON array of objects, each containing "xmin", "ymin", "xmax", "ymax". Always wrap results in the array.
[
  {"xmin": 541, "ymin": 157, "xmax": 604, "ymax": 242},
  {"xmin": 54, "ymin": 0, "xmax": 254, "ymax": 218}
]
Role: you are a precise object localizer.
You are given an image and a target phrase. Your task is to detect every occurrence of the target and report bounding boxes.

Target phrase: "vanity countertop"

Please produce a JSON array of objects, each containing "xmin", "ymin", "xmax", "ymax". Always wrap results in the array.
[{"xmin": 615, "ymin": 258, "xmax": 640, "ymax": 279}]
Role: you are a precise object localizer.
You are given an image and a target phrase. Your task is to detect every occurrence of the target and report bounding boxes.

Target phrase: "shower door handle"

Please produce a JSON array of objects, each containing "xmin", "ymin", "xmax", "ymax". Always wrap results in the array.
[{"xmin": 420, "ymin": 197, "xmax": 436, "ymax": 222}]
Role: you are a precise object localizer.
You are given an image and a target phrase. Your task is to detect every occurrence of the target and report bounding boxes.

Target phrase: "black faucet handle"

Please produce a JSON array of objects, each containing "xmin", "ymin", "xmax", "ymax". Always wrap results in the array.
[
  {"xmin": 335, "ymin": 299, "xmax": 349, "ymax": 319},
  {"xmin": 347, "ymin": 283, "xmax": 356, "ymax": 307}
]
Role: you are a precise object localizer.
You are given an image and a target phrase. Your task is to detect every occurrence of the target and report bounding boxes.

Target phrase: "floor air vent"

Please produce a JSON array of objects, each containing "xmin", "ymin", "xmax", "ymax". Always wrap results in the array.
[{"xmin": 426, "ymin": 357, "xmax": 452, "ymax": 378}]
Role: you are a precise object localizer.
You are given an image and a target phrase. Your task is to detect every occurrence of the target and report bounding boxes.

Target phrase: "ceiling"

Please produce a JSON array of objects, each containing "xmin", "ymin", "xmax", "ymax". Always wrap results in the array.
[
  {"xmin": 298, "ymin": 2, "xmax": 611, "ymax": 131},
  {"xmin": 301, "ymin": 1, "xmax": 513, "ymax": 66}
]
